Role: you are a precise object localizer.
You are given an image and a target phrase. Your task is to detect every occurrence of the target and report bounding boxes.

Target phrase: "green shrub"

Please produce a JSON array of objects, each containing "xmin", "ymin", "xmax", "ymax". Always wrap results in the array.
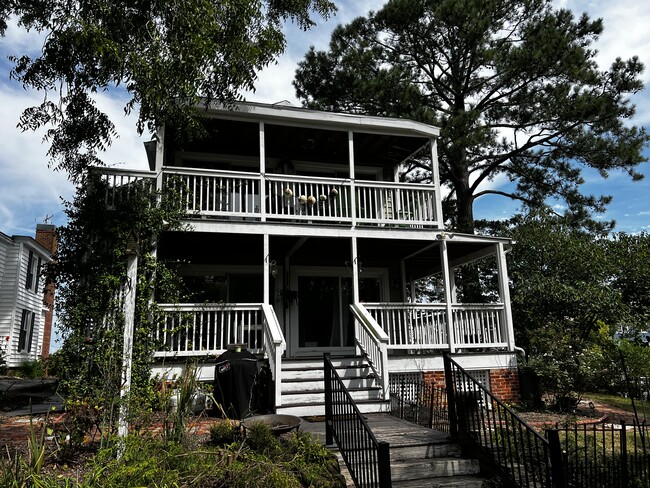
[
  {"xmin": 244, "ymin": 421, "xmax": 280, "ymax": 455},
  {"xmin": 16, "ymin": 359, "xmax": 44, "ymax": 379},
  {"xmin": 209, "ymin": 420, "xmax": 238, "ymax": 445}
]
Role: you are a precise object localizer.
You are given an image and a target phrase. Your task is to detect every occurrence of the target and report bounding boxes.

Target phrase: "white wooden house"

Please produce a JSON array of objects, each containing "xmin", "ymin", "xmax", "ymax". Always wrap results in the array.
[
  {"xmin": 100, "ymin": 102, "xmax": 519, "ymax": 416},
  {"xmin": 0, "ymin": 225, "xmax": 55, "ymax": 368}
]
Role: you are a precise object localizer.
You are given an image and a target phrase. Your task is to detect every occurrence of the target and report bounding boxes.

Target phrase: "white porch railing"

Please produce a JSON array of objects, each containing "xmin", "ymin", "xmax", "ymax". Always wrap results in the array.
[
  {"xmin": 355, "ymin": 180, "xmax": 437, "ymax": 226},
  {"xmin": 98, "ymin": 168, "xmax": 156, "ymax": 209},
  {"xmin": 164, "ymin": 168, "xmax": 262, "ymax": 217},
  {"xmin": 154, "ymin": 303, "xmax": 285, "ymax": 403},
  {"xmin": 266, "ymin": 174, "xmax": 352, "ymax": 222},
  {"xmin": 158, "ymin": 168, "xmax": 440, "ymax": 227},
  {"xmin": 364, "ymin": 302, "xmax": 508, "ymax": 350},
  {"xmin": 351, "ymin": 303, "xmax": 390, "ymax": 400}
]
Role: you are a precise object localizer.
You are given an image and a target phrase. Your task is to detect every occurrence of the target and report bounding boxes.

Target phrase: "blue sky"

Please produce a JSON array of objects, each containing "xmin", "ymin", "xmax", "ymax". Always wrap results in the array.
[{"xmin": 0, "ymin": 0, "xmax": 648, "ymax": 240}]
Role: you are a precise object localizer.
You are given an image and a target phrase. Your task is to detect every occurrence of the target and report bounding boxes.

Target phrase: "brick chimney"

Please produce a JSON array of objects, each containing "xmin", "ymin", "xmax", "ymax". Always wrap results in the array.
[{"xmin": 36, "ymin": 224, "xmax": 57, "ymax": 358}]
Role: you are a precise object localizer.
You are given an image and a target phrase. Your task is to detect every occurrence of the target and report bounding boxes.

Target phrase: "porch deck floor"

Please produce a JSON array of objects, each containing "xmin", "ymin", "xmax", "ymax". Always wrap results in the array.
[{"xmin": 301, "ymin": 413, "xmax": 450, "ymax": 446}]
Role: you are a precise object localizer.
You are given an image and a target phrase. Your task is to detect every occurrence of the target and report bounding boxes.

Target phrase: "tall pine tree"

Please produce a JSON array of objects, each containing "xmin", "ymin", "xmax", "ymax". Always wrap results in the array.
[{"xmin": 294, "ymin": 0, "xmax": 648, "ymax": 233}]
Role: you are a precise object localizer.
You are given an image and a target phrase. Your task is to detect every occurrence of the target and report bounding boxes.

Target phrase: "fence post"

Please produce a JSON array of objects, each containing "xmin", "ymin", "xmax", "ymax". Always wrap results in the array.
[
  {"xmin": 324, "ymin": 353, "xmax": 334, "ymax": 447},
  {"xmin": 377, "ymin": 441, "xmax": 393, "ymax": 488},
  {"xmin": 546, "ymin": 429, "xmax": 566, "ymax": 488},
  {"xmin": 621, "ymin": 420, "xmax": 628, "ymax": 487},
  {"xmin": 443, "ymin": 352, "xmax": 458, "ymax": 440},
  {"xmin": 428, "ymin": 382, "xmax": 435, "ymax": 430}
]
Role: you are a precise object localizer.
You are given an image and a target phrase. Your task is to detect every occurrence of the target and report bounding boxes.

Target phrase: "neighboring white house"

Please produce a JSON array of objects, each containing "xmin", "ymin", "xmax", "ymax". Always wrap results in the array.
[
  {"xmin": 98, "ymin": 102, "xmax": 519, "ymax": 416},
  {"xmin": 0, "ymin": 224, "xmax": 56, "ymax": 368}
]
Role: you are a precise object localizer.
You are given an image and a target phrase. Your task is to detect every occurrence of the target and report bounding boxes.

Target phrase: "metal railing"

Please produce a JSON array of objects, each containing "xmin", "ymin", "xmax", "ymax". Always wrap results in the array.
[
  {"xmin": 364, "ymin": 303, "xmax": 508, "ymax": 350},
  {"xmin": 324, "ymin": 354, "xmax": 392, "ymax": 488},
  {"xmin": 444, "ymin": 353, "xmax": 555, "ymax": 487},
  {"xmin": 389, "ymin": 377, "xmax": 450, "ymax": 433},
  {"xmin": 351, "ymin": 304, "xmax": 390, "ymax": 400},
  {"xmin": 551, "ymin": 420, "xmax": 650, "ymax": 488}
]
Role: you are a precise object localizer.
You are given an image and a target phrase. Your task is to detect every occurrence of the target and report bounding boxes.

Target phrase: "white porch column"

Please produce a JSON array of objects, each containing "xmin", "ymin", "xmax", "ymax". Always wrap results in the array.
[
  {"xmin": 495, "ymin": 242, "xmax": 515, "ymax": 352},
  {"xmin": 348, "ymin": 130, "xmax": 357, "ymax": 227},
  {"xmin": 263, "ymin": 234, "xmax": 270, "ymax": 305},
  {"xmin": 430, "ymin": 137, "xmax": 443, "ymax": 227},
  {"xmin": 118, "ymin": 243, "xmax": 138, "ymax": 441},
  {"xmin": 154, "ymin": 125, "xmax": 165, "ymax": 193},
  {"xmin": 351, "ymin": 236, "xmax": 360, "ymax": 303},
  {"xmin": 259, "ymin": 121, "xmax": 267, "ymax": 222},
  {"xmin": 400, "ymin": 259, "xmax": 408, "ymax": 302},
  {"xmin": 439, "ymin": 239, "xmax": 456, "ymax": 353}
]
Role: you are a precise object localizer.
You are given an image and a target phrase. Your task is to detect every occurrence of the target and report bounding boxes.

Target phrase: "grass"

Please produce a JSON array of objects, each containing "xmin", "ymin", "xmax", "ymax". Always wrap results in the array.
[{"xmin": 587, "ymin": 392, "xmax": 650, "ymax": 419}]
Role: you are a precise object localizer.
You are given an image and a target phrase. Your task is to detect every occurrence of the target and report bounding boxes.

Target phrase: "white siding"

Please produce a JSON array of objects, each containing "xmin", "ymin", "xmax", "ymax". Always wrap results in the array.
[{"xmin": 0, "ymin": 238, "xmax": 49, "ymax": 367}]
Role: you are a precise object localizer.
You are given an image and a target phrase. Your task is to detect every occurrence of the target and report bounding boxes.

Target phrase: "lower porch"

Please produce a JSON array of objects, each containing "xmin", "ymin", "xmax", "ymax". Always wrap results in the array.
[{"xmin": 149, "ymin": 301, "xmax": 518, "ymax": 414}]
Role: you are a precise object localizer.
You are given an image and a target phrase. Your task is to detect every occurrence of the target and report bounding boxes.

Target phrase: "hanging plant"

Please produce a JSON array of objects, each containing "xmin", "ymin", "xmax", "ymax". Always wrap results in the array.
[
  {"xmin": 284, "ymin": 188, "xmax": 293, "ymax": 197},
  {"xmin": 330, "ymin": 188, "xmax": 339, "ymax": 197},
  {"xmin": 307, "ymin": 195, "xmax": 316, "ymax": 206}
]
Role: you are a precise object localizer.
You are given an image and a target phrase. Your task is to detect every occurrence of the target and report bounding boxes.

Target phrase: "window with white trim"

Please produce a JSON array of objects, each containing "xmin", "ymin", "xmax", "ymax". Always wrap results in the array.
[
  {"xmin": 25, "ymin": 251, "xmax": 41, "ymax": 293},
  {"xmin": 18, "ymin": 309, "xmax": 36, "ymax": 353}
]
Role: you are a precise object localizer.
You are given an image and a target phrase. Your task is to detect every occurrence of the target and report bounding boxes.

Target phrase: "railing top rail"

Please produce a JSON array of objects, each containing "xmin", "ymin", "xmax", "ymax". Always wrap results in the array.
[
  {"xmin": 265, "ymin": 173, "xmax": 351, "ymax": 185},
  {"xmin": 355, "ymin": 180, "xmax": 436, "ymax": 191},
  {"xmin": 351, "ymin": 303, "xmax": 390, "ymax": 343},
  {"xmin": 93, "ymin": 167, "xmax": 157, "ymax": 178},
  {"xmin": 447, "ymin": 353, "xmax": 549, "ymax": 446},
  {"xmin": 162, "ymin": 166, "xmax": 259, "ymax": 179},
  {"xmin": 261, "ymin": 303, "xmax": 285, "ymax": 347},
  {"xmin": 157, "ymin": 302, "xmax": 264, "ymax": 312},
  {"xmin": 363, "ymin": 302, "xmax": 504, "ymax": 309}
]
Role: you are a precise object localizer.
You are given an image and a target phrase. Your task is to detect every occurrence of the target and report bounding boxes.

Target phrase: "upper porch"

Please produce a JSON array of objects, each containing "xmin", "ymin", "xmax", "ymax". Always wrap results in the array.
[{"xmin": 100, "ymin": 167, "xmax": 441, "ymax": 229}]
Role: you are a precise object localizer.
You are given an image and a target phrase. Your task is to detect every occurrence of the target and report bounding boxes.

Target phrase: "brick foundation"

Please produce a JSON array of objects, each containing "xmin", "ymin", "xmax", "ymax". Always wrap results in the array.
[
  {"xmin": 422, "ymin": 368, "xmax": 520, "ymax": 405},
  {"xmin": 489, "ymin": 368, "xmax": 520, "ymax": 404}
]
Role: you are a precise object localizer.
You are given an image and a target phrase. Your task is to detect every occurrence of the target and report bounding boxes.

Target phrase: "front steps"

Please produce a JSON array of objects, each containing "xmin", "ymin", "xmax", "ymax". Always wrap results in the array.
[
  {"xmin": 276, "ymin": 357, "xmax": 390, "ymax": 417},
  {"xmin": 368, "ymin": 415, "xmax": 488, "ymax": 488}
]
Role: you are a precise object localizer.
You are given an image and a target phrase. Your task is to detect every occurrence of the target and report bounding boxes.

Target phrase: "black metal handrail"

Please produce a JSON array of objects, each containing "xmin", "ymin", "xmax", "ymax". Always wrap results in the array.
[
  {"xmin": 444, "ymin": 353, "xmax": 556, "ymax": 487},
  {"xmin": 324, "ymin": 354, "xmax": 392, "ymax": 488}
]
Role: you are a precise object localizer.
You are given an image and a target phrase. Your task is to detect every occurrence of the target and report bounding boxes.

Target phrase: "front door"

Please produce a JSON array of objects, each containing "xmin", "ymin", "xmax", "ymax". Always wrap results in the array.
[{"xmin": 289, "ymin": 268, "xmax": 383, "ymax": 356}]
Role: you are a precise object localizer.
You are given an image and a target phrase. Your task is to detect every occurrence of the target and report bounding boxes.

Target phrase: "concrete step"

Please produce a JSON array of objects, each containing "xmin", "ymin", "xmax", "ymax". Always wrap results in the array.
[
  {"xmin": 390, "ymin": 458, "xmax": 481, "ymax": 481},
  {"xmin": 280, "ymin": 387, "xmax": 382, "ymax": 406},
  {"xmin": 389, "ymin": 442, "xmax": 462, "ymax": 461},
  {"xmin": 391, "ymin": 475, "xmax": 488, "ymax": 488},
  {"xmin": 277, "ymin": 399, "xmax": 390, "ymax": 417},
  {"xmin": 281, "ymin": 357, "xmax": 368, "ymax": 371},
  {"xmin": 282, "ymin": 376, "xmax": 377, "ymax": 392}
]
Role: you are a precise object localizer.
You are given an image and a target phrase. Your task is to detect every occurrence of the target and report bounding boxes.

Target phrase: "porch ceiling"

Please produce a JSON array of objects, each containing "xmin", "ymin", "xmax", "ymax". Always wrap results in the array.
[
  {"xmin": 164, "ymin": 116, "xmax": 429, "ymax": 172},
  {"xmin": 157, "ymin": 232, "xmax": 503, "ymax": 279}
]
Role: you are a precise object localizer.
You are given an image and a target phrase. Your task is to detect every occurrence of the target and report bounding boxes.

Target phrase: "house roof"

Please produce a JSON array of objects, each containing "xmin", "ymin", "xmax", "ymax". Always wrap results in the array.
[{"xmin": 202, "ymin": 101, "xmax": 441, "ymax": 138}]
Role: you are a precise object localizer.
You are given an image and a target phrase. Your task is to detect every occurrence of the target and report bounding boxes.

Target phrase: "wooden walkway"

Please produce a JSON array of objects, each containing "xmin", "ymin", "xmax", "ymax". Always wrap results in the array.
[{"xmin": 301, "ymin": 413, "xmax": 486, "ymax": 487}]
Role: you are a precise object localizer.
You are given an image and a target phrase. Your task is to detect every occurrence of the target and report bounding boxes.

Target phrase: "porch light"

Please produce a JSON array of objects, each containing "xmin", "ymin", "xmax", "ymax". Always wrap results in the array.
[{"xmin": 270, "ymin": 260, "xmax": 278, "ymax": 278}]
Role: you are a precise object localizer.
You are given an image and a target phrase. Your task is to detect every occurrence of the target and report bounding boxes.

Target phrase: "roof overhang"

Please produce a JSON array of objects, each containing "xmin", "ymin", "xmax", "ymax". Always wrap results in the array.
[{"xmin": 199, "ymin": 101, "xmax": 441, "ymax": 139}]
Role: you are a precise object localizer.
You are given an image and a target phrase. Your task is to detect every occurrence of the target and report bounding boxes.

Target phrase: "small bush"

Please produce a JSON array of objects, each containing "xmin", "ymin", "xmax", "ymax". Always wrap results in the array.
[
  {"xmin": 16, "ymin": 359, "xmax": 44, "ymax": 379},
  {"xmin": 209, "ymin": 420, "xmax": 238, "ymax": 445},
  {"xmin": 244, "ymin": 421, "xmax": 280, "ymax": 455}
]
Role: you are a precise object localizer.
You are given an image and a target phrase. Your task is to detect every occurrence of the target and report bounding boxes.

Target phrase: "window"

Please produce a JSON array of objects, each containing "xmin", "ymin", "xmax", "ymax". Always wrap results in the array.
[
  {"xmin": 25, "ymin": 251, "xmax": 41, "ymax": 293},
  {"xmin": 18, "ymin": 309, "xmax": 36, "ymax": 353}
]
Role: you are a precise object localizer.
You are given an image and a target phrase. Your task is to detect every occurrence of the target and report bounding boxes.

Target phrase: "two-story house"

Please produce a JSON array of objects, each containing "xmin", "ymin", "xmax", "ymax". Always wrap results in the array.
[
  {"xmin": 0, "ymin": 224, "xmax": 56, "ymax": 368},
  {"xmin": 100, "ymin": 102, "xmax": 519, "ymax": 416}
]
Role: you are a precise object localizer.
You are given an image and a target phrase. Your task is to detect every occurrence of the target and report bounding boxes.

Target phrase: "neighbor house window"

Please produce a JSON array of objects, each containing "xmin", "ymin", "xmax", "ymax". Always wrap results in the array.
[
  {"xmin": 18, "ymin": 309, "xmax": 36, "ymax": 352},
  {"xmin": 25, "ymin": 251, "xmax": 41, "ymax": 292}
]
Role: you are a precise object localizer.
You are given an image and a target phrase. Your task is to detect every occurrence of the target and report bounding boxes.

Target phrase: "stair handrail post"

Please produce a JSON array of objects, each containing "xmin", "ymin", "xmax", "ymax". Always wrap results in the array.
[
  {"xmin": 546, "ymin": 428, "xmax": 566, "ymax": 488},
  {"xmin": 443, "ymin": 352, "xmax": 458, "ymax": 440},
  {"xmin": 377, "ymin": 441, "xmax": 393, "ymax": 488},
  {"xmin": 324, "ymin": 353, "xmax": 334, "ymax": 447}
]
